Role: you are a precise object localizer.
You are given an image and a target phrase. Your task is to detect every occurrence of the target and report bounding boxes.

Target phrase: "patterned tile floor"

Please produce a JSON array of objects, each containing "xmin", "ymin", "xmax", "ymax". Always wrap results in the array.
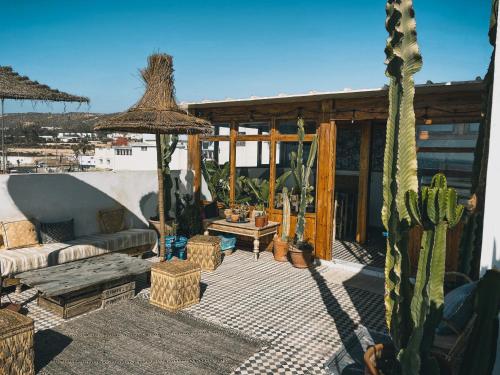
[
  {"xmin": 3, "ymin": 250, "xmax": 385, "ymax": 374},
  {"xmin": 333, "ymin": 240, "xmax": 386, "ymax": 269}
]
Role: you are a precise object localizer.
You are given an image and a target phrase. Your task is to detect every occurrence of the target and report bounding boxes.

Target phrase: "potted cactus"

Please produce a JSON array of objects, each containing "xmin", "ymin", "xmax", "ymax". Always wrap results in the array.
[
  {"xmin": 274, "ymin": 187, "xmax": 290, "ymax": 261},
  {"xmin": 365, "ymin": 1, "xmax": 464, "ymax": 374},
  {"xmin": 288, "ymin": 118, "xmax": 318, "ymax": 268}
]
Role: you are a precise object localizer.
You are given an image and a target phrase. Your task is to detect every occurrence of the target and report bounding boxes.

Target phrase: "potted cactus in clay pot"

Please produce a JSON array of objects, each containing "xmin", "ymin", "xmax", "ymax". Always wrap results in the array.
[
  {"xmin": 273, "ymin": 187, "xmax": 290, "ymax": 261},
  {"xmin": 288, "ymin": 118, "xmax": 318, "ymax": 268}
]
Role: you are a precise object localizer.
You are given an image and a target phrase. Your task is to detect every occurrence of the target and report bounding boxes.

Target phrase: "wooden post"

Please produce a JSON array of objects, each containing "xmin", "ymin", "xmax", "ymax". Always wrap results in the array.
[
  {"xmin": 188, "ymin": 134, "xmax": 201, "ymax": 201},
  {"xmin": 314, "ymin": 100, "xmax": 336, "ymax": 260},
  {"xmin": 356, "ymin": 122, "xmax": 372, "ymax": 244},
  {"xmin": 229, "ymin": 121, "xmax": 237, "ymax": 205},
  {"xmin": 156, "ymin": 133, "xmax": 166, "ymax": 259},
  {"xmin": 269, "ymin": 117, "xmax": 277, "ymax": 209}
]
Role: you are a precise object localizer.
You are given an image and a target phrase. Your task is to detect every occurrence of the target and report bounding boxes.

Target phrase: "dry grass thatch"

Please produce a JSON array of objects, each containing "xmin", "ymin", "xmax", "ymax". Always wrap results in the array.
[
  {"xmin": 0, "ymin": 66, "xmax": 89, "ymax": 103},
  {"xmin": 95, "ymin": 54, "xmax": 212, "ymax": 135}
]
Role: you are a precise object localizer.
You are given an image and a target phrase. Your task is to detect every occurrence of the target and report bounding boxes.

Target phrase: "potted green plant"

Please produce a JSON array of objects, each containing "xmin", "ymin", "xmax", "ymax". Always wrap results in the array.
[
  {"xmin": 254, "ymin": 203, "xmax": 268, "ymax": 227},
  {"xmin": 288, "ymin": 118, "xmax": 318, "ymax": 268},
  {"xmin": 366, "ymin": 2, "xmax": 465, "ymax": 373},
  {"xmin": 273, "ymin": 186, "xmax": 290, "ymax": 262}
]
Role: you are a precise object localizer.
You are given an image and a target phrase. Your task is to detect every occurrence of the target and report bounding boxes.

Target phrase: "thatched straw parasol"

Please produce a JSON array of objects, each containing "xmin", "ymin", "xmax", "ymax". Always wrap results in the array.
[
  {"xmin": 95, "ymin": 53, "xmax": 212, "ymax": 259},
  {"xmin": 0, "ymin": 66, "xmax": 89, "ymax": 173}
]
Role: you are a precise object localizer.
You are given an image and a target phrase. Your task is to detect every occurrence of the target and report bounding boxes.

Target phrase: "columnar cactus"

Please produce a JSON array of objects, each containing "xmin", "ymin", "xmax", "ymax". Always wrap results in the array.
[
  {"xmin": 403, "ymin": 174, "xmax": 464, "ymax": 374},
  {"xmin": 160, "ymin": 134, "xmax": 178, "ymax": 217},
  {"xmin": 281, "ymin": 187, "xmax": 291, "ymax": 242},
  {"xmin": 293, "ymin": 118, "xmax": 318, "ymax": 245},
  {"xmin": 382, "ymin": 0, "xmax": 422, "ymax": 354}
]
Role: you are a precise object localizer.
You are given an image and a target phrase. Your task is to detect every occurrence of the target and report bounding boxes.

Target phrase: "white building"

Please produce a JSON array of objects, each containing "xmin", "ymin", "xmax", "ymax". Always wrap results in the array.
[{"xmin": 93, "ymin": 139, "xmax": 189, "ymax": 171}]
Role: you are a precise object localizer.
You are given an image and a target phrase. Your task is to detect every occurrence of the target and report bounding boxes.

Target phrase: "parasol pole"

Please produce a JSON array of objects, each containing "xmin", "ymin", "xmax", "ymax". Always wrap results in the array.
[
  {"xmin": 1, "ymin": 99, "xmax": 5, "ymax": 174},
  {"xmin": 156, "ymin": 131, "xmax": 166, "ymax": 260}
]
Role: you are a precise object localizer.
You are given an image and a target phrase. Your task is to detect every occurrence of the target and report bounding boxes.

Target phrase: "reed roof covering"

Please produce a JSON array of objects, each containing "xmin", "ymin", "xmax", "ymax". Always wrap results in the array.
[
  {"xmin": 0, "ymin": 66, "xmax": 89, "ymax": 103},
  {"xmin": 95, "ymin": 54, "xmax": 211, "ymax": 135}
]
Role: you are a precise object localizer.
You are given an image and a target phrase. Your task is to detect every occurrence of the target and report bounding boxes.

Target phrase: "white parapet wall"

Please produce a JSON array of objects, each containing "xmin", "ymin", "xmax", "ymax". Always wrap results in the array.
[{"xmin": 0, "ymin": 170, "xmax": 195, "ymax": 237}]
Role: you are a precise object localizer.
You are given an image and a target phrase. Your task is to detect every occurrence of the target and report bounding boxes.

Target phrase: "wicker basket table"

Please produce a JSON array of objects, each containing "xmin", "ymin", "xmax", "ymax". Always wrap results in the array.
[
  {"xmin": 150, "ymin": 260, "xmax": 201, "ymax": 312},
  {"xmin": 0, "ymin": 309, "xmax": 34, "ymax": 375},
  {"xmin": 187, "ymin": 235, "xmax": 222, "ymax": 271}
]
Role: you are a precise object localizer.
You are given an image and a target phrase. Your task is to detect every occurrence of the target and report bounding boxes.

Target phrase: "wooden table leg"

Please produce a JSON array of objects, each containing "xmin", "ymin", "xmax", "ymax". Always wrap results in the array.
[{"xmin": 253, "ymin": 238, "xmax": 259, "ymax": 261}]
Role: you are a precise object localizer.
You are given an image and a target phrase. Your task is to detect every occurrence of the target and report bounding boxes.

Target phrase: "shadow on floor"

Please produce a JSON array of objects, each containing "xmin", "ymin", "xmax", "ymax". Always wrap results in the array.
[{"xmin": 35, "ymin": 329, "xmax": 73, "ymax": 372}]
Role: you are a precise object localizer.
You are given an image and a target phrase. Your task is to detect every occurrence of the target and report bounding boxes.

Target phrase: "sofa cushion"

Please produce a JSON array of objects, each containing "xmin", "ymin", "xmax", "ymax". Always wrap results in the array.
[
  {"xmin": 0, "ymin": 229, "xmax": 157, "ymax": 277},
  {"xmin": 40, "ymin": 219, "xmax": 75, "ymax": 244},
  {"xmin": 436, "ymin": 281, "xmax": 477, "ymax": 335},
  {"xmin": 0, "ymin": 219, "xmax": 39, "ymax": 250},
  {"xmin": 98, "ymin": 207, "xmax": 126, "ymax": 234}
]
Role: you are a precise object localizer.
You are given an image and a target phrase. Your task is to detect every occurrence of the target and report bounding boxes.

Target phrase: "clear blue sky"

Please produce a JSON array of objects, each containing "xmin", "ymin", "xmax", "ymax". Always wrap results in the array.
[{"xmin": 0, "ymin": 0, "xmax": 493, "ymax": 114}]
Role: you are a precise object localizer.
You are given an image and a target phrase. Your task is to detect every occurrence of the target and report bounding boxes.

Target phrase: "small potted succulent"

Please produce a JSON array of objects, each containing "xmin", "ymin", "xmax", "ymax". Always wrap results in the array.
[
  {"xmin": 273, "ymin": 187, "xmax": 290, "ymax": 261},
  {"xmin": 254, "ymin": 203, "xmax": 268, "ymax": 227}
]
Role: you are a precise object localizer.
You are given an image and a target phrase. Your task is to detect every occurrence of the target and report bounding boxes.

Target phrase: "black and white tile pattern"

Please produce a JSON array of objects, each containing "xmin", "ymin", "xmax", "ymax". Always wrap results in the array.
[
  {"xmin": 333, "ymin": 240, "xmax": 386, "ymax": 269},
  {"xmin": 3, "ymin": 250, "xmax": 384, "ymax": 374}
]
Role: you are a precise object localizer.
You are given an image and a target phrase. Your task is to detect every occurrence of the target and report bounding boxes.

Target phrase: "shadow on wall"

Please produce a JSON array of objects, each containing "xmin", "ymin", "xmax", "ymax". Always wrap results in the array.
[{"xmin": 6, "ymin": 173, "xmax": 156, "ymax": 236}]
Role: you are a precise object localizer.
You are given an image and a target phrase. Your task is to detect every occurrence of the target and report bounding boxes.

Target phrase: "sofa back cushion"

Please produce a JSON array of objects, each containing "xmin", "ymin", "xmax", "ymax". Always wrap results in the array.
[
  {"xmin": 40, "ymin": 219, "xmax": 75, "ymax": 244},
  {"xmin": 98, "ymin": 207, "xmax": 126, "ymax": 234},
  {"xmin": 0, "ymin": 219, "xmax": 40, "ymax": 250}
]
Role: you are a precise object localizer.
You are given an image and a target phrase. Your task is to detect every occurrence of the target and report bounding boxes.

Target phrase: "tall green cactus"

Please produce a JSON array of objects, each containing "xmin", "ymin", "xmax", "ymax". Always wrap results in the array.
[
  {"xmin": 383, "ymin": 0, "xmax": 422, "ymax": 353},
  {"xmin": 294, "ymin": 118, "xmax": 318, "ymax": 244},
  {"xmin": 403, "ymin": 174, "xmax": 464, "ymax": 375},
  {"xmin": 281, "ymin": 187, "xmax": 291, "ymax": 242},
  {"xmin": 160, "ymin": 134, "xmax": 178, "ymax": 218}
]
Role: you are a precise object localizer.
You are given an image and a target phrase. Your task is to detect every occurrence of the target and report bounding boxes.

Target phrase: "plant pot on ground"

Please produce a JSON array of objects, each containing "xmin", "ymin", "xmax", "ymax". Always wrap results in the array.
[
  {"xmin": 364, "ymin": 344, "xmax": 398, "ymax": 375},
  {"xmin": 288, "ymin": 241, "xmax": 313, "ymax": 268},
  {"xmin": 148, "ymin": 217, "xmax": 176, "ymax": 236}
]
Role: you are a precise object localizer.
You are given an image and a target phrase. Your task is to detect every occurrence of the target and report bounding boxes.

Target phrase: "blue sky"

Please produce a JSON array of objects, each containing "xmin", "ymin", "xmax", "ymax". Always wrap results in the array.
[{"xmin": 0, "ymin": 0, "xmax": 493, "ymax": 114}]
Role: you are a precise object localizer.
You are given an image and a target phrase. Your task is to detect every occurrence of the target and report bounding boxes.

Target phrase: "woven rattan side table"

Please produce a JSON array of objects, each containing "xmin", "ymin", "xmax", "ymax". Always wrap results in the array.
[
  {"xmin": 149, "ymin": 260, "xmax": 201, "ymax": 312},
  {"xmin": 186, "ymin": 235, "xmax": 222, "ymax": 271},
  {"xmin": 0, "ymin": 309, "xmax": 35, "ymax": 375}
]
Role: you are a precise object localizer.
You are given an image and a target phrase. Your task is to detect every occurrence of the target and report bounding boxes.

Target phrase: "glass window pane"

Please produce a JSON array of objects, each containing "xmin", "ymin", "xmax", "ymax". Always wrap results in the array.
[
  {"xmin": 336, "ymin": 127, "xmax": 361, "ymax": 172},
  {"xmin": 417, "ymin": 123, "xmax": 479, "ymax": 148},
  {"xmin": 235, "ymin": 141, "xmax": 270, "ymax": 205},
  {"xmin": 278, "ymin": 119, "xmax": 316, "ymax": 134},
  {"xmin": 201, "ymin": 141, "xmax": 230, "ymax": 205},
  {"xmin": 274, "ymin": 141, "xmax": 317, "ymax": 213},
  {"xmin": 238, "ymin": 122, "xmax": 270, "ymax": 135},
  {"xmin": 214, "ymin": 123, "xmax": 230, "ymax": 136}
]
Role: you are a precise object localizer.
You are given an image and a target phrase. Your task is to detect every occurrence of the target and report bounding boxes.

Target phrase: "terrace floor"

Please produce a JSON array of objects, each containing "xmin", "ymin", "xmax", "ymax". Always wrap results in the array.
[
  {"xmin": 333, "ymin": 240, "xmax": 386, "ymax": 270},
  {"xmin": 3, "ymin": 250, "xmax": 385, "ymax": 374}
]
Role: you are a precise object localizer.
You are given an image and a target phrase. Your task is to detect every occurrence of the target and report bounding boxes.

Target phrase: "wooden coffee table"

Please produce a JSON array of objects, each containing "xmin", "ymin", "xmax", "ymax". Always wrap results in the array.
[
  {"xmin": 204, "ymin": 219, "xmax": 279, "ymax": 260},
  {"xmin": 16, "ymin": 253, "xmax": 151, "ymax": 319}
]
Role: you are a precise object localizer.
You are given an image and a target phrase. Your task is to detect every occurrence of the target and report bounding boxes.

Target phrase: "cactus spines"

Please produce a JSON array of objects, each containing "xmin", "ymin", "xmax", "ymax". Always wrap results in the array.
[
  {"xmin": 281, "ymin": 187, "xmax": 290, "ymax": 242},
  {"xmin": 294, "ymin": 118, "xmax": 318, "ymax": 245}
]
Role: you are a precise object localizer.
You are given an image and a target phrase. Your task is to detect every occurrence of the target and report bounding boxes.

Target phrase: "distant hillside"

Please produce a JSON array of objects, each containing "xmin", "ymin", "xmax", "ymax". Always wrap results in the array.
[{"xmin": 2, "ymin": 112, "xmax": 114, "ymax": 133}]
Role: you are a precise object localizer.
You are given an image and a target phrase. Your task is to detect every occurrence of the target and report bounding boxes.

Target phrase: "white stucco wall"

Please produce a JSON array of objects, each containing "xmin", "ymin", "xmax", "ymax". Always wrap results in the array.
[
  {"xmin": 480, "ymin": 24, "xmax": 500, "ymax": 274},
  {"xmin": 0, "ymin": 170, "xmax": 194, "ymax": 237}
]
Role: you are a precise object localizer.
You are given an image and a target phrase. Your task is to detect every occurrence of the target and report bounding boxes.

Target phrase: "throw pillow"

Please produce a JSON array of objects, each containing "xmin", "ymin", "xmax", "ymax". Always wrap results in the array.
[
  {"xmin": 98, "ymin": 207, "xmax": 126, "ymax": 234},
  {"xmin": 436, "ymin": 281, "xmax": 477, "ymax": 335},
  {"xmin": 40, "ymin": 219, "xmax": 75, "ymax": 244},
  {"xmin": 0, "ymin": 219, "xmax": 39, "ymax": 250}
]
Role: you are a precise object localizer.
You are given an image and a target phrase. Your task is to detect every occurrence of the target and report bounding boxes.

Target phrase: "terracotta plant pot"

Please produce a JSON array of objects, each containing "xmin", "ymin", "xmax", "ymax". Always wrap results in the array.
[
  {"xmin": 224, "ymin": 209, "xmax": 232, "ymax": 218},
  {"xmin": 363, "ymin": 344, "xmax": 384, "ymax": 375},
  {"xmin": 273, "ymin": 238, "xmax": 288, "ymax": 262},
  {"xmin": 288, "ymin": 242, "xmax": 313, "ymax": 268},
  {"xmin": 254, "ymin": 215, "xmax": 268, "ymax": 228},
  {"xmin": 230, "ymin": 214, "xmax": 240, "ymax": 222}
]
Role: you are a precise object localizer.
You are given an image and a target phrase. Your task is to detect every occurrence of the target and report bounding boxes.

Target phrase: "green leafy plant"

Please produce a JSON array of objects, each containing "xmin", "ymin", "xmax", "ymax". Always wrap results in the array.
[
  {"xmin": 294, "ymin": 118, "xmax": 318, "ymax": 245},
  {"xmin": 281, "ymin": 186, "xmax": 291, "ymax": 242},
  {"xmin": 201, "ymin": 159, "xmax": 230, "ymax": 206},
  {"xmin": 244, "ymin": 171, "xmax": 291, "ymax": 208}
]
